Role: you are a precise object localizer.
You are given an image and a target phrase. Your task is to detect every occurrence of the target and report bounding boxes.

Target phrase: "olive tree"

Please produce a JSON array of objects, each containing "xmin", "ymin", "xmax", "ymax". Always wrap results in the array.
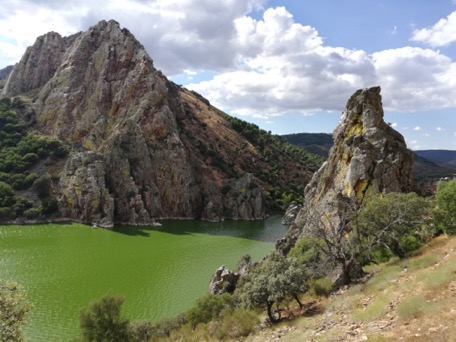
[
  {"xmin": 240, "ymin": 253, "xmax": 309, "ymax": 323},
  {"xmin": 304, "ymin": 192, "xmax": 431, "ymax": 285},
  {"xmin": 0, "ymin": 281, "xmax": 31, "ymax": 342}
]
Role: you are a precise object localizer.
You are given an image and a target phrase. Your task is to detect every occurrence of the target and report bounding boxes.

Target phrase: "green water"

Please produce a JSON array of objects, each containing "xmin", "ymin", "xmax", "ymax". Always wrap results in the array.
[{"xmin": 0, "ymin": 216, "xmax": 287, "ymax": 341}]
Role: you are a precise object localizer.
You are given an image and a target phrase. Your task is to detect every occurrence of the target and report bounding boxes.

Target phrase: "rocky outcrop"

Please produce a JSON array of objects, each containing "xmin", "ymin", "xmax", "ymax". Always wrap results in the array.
[
  {"xmin": 282, "ymin": 201, "xmax": 302, "ymax": 225},
  {"xmin": 59, "ymin": 152, "xmax": 115, "ymax": 228},
  {"xmin": 283, "ymin": 87, "xmax": 414, "ymax": 250},
  {"xmin": 208, "ymin": 266, "xmax": 240, "ymax": 295},
  {"xmin": 2, "ymin": 32, "xmax": 78, "ymax": 96},
  {"xmin": 1, "ymin": 20, "xmax": 316, "ymax": 226}
]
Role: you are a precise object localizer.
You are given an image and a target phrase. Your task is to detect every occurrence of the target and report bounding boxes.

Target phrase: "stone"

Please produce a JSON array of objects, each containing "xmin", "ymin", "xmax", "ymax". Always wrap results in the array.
[
  {"xmin": 208, "ymin": 266, "xmax": 240, "ymax": 295},
  {"xmin": 282, "ymin": 201, "xmax": 302, "ymax": 225}
]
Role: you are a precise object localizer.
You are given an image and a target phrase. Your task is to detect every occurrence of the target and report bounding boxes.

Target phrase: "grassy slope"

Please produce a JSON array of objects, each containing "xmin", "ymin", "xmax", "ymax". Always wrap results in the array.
[{"xmin": 247, "ymin": 235, "xmax": 456, "ymax": 342}]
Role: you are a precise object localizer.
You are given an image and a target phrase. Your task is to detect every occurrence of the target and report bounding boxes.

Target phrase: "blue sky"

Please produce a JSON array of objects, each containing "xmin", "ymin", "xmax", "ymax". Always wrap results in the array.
[{"xmin": 1, "ymin": 0, "xmax": 456, "ymax": 150}]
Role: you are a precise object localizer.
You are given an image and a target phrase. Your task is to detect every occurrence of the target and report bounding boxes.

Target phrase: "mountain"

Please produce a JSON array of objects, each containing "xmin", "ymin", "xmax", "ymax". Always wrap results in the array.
[
  {"xmin": 279, "ymin": 87, "xmax": 414, "ymax": 254},
  {"xmin": 0, "ymin": 20, "xmax": 322, "ymax": 227}
]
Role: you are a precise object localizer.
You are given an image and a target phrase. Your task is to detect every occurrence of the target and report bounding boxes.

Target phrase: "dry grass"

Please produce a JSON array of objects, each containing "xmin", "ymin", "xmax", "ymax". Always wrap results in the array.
[{"xmin": 246, "ymin": 235, "xmax": 456, "ymax": 342}]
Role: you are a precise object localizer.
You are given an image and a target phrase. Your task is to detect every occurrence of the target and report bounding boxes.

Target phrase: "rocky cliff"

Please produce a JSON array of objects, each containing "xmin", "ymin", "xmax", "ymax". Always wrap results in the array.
[
  {"xmin": 1, "ymin": 20, "xmax": 319, "ymax": 227},
  {"xmin": 279, "ymin": 87, "xmax": 414, "ymax": 252}
]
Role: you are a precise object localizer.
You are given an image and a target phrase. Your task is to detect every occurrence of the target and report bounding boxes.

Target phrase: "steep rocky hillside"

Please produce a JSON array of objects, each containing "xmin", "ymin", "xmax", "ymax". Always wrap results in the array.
[
  {"xmin": 248, "ymin": 235, "xmax": 456, "ymax": 342},
  {"xmin": 0, "ymin": 20, "xmax": 322, "ymax": 227}
]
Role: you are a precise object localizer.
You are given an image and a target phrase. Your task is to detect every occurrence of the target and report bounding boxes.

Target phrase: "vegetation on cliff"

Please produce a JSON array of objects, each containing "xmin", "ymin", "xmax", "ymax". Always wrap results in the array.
[{"xmin": 0, "ymin": 97, "xmax": 67, "ymax": 221}]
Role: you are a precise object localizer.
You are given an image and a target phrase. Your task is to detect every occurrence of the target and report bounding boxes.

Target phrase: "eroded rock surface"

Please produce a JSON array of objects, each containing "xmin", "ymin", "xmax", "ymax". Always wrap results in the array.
[{"xmin": 282, "ymin": 87, "xmax": 414, "ymax": 251}]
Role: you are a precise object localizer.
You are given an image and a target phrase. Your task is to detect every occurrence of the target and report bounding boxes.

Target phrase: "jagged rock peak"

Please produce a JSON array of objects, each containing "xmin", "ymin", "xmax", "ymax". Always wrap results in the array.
[
  {"xmin": 2, "ymin": 31, "xmax": 78, "ymax": 97},
  {"xmin": 280, "ymin": 86, "xmax": 414, "ymax": 253}
]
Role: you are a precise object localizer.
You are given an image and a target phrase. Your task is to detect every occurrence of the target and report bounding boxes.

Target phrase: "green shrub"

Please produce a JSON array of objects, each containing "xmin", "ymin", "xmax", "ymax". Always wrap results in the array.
[
  {"xmin": 434, "ymin": 179, "xmax": 456, "ymax": 235},
  {"xmin": 311, "ymin": 278, "xmax": 333, "ymax": 297},
  {"xmin": 79, "ymin": 295, "xmax": 129, "ymax": 342},
  {"xmin": 214, "ymin": 309, "xmax": 259, "ymax": 339},
  {"xmin": 186, "ymin": 293, "xmax": 237, "ymax": 328},
  {"xmin": 127, "ymin": 320, "xmax": 155, "ymax": 342},
  {"xmin": 0, "ymin": 280, "xmax": 32, "ymax": 342}
]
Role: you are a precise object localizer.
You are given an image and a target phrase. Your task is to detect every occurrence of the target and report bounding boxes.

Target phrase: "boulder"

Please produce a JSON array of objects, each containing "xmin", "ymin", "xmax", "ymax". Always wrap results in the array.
[{"xmin": 208, "ymin": 266, "xmax": 240, "ymax": 295}]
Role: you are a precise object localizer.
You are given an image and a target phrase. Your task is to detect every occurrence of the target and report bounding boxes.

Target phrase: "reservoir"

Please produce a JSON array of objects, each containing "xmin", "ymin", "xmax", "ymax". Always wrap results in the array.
[{"xmin": 0, "ymin": 216, "xmax": 287, "ymax": 341}]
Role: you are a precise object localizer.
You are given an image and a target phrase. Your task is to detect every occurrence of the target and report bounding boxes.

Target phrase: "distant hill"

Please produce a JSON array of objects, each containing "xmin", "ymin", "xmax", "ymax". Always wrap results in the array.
[
  {"xmin": 282, "ymin": 133, "xmax": 333, "ymax": 157},
  {"xmin": 415, "ymin": 150, "xmax": 456, "ymax": 167},
  {"xmin": 0, "ymin": 65, "xmax": 13, "ymax": 80}
]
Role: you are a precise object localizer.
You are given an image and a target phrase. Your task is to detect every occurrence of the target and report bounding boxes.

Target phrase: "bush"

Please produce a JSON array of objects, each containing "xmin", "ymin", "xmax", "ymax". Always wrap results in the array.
[
  {"xmin": 186, "ymin": 293, "xmax": 237, "ymax": 328},
  {"xmin": 79, "ymin": 295, "xmax": 130, "ymax": 342},
  {"xmin": 0, "ymin": 280, "xmax": 32, "ymax": 342},
  {"xmin": 127, "ymin": 320, "xmax": 155, "ymax": 342},
  {"xmin": 0, "ymin": 182, "xmax": 15, "ymax": 207},
  {"xmin": 214, "ymin": 309, "xmax": 259, "ymax": 340},
  {"xmin": 434, "ymin": 179, "xmax": 456, "ymax": 235}
]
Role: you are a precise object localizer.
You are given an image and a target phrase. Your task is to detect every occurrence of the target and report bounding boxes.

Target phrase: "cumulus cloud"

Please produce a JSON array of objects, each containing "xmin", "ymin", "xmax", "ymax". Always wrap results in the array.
[
  {"xmin": 413, "ymin": 126, "xmax": 421, "ymax": 131},
  {"xmin": 436, "ymin": 127, "xmax": 446, "ymax": 131},
  {"xmin": 1, "ymin": 1, "xmax": 456, "ymax": 119},
  {"xmin": 412, "ymin": 11, "xmax": 456, "ymax": 47},
  {"xmin": 189, "ymin": 7, "xmax": 377, "ymax": 116},
  {"xmin": 372, "ymin": 47, "xmax": 456, "ymax": 111}
]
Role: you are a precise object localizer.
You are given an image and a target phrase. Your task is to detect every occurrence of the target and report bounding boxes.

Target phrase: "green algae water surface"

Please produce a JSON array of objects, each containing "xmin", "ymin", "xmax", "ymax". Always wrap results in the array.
[{"xmin": 0, "ymin": 216, "xmax": 287, "ymax": 341}]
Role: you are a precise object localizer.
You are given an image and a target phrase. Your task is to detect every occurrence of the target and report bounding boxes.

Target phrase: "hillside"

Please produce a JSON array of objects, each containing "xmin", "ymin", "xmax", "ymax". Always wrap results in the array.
[
  {"xmin": 282, "ymin": 133, "xmax": 333, "ymax": 158},
  {"xmin": 248, "ymin": 234, "xmax": 456, "ymax": 342},
  {"xmin": 0, "ymin": 20, "xmax": 323, "ymax": 227},
  {"xmin": 415, "ymin": 150, "xmax": 456, "ymax": 167}
]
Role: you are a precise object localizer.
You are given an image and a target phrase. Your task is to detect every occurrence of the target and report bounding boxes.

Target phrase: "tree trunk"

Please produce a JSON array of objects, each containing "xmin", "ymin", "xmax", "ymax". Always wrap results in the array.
[
  {"xmin": 293, "ymin": 295, "xmax": 303, "ymax": 308},
  {"xmin": 266, "ymin": 301, "xmax": 279, "ymax": 324}
]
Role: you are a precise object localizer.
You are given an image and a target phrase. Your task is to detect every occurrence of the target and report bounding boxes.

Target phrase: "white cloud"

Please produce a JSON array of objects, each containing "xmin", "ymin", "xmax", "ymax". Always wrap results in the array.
[
  {"xmin": 390, "ymin": 122, "xmax": 398, "ymax": 128},
  {"xmin": 436, "ymin": 127, "xmax": 446, "ymax": 131},
  {"xmin": 413, "ymin": 126, "xmax": 421, "ymax": 131},
  {"xmin": 372, "ymin": 47, "xmax": 456, "ymax": 111},
  {"xmin": 1, "ymin": 1, "xmax": 456, "ymax": 121},
  {"xmin": 408, "ymin": 139, "xmax": 420, "ymax": 150},
  {"xmin": 411, "ymin": 11, "xmax": 456, "ymax": 47}
]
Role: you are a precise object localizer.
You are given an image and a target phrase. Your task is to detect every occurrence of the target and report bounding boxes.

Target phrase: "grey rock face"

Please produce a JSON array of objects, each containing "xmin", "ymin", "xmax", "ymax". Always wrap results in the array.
[
  {"xmin": 59, "ymin": 152, "xmax": 114, "ymax": 228},
  {"xmin": 208, "ymin": 266, "xmax": 240, "ymax": 295},
  {"xmin": 282, "ymin": 201, "xmax": 302, "ymax": 225},
  {"xmin": 2, "ymin": 32, "xmax": 78, "ymax": 97},
  {"xmin": 284, "ymin": 87, "xmax": 414, "ymax": 248}
]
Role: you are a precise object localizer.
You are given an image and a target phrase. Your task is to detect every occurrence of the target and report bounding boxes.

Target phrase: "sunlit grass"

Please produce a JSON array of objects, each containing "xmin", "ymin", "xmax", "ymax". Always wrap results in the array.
[
  {"xmin": 353, "ymin": 294, "xmax": 390, "ymax": 322},
  {"xmin": 407, "ymin": 254, "xmax": 439, "ymax": 271},
  {"xmin": 397, "ymin": 294, "xmax": 427, "ymax": 320}
]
